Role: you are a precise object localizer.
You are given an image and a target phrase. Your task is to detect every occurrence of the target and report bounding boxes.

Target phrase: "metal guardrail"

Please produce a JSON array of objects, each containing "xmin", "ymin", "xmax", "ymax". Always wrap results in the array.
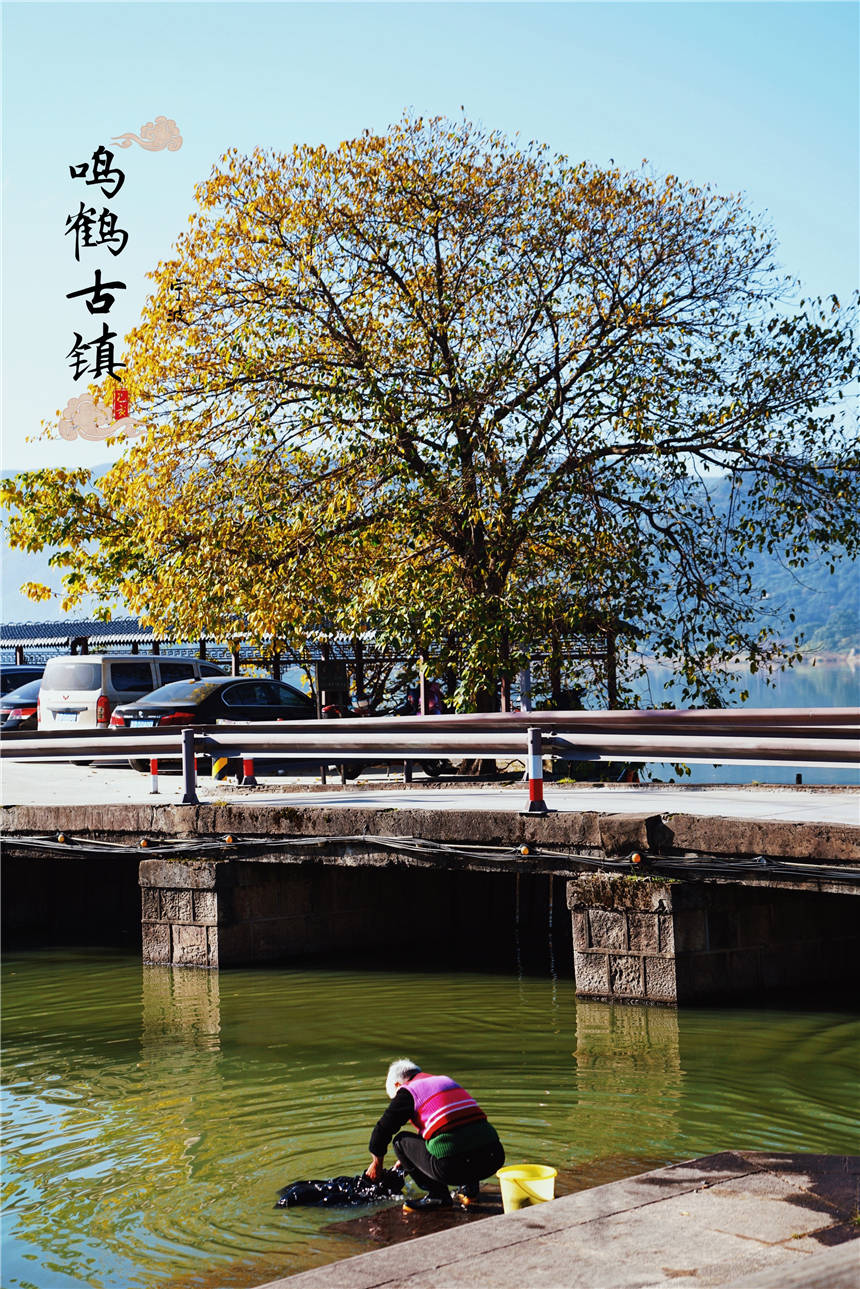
[
  {"xmin": 3, "ymin": 711, "xmax": 856, "ymax": 809},
  {"xmin": 3, "ymin": 709, "xmax": 858, "ymax": 764},
  {"xmin": 3, "ymin": 728, "xmax": 859, "ymax": 763},
  {"xmin": 227, "ymin": 707, "xmax": 860, "ymax": 735},
  {"xmin": 2, "ymin": 709, "xmax": 858, "ymax": 807}
]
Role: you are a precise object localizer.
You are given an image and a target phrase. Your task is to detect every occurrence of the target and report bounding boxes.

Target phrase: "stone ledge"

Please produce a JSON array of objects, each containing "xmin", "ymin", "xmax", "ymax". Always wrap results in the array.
[
  {"xmin": 138, "ymin": 858, "xmax": 234, "ymax": 889},
  {"xmin": 254, "ymin": 1152, "xmax": 860, "ymax": 1289},
  {"xmin": 3, "ymin": 802, "xmax": 858, "ymax": 864}
]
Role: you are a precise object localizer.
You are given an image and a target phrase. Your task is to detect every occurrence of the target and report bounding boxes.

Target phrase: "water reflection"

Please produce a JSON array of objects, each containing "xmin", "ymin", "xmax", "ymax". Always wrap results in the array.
[
  {"xmin": 572, "ymin": 1002, "xmax": 682, "ymax": 1169},
  {"xmin": 2, "ymin": 951, "xmax": 858, "ymax": 1289},
  {"xmin": 141, "ymin": 965, "xmax": 222, "ymax": 1053}
]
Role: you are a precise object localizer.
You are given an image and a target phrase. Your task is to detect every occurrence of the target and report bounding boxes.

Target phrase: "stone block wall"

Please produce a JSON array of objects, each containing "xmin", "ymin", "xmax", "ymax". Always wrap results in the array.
[
  {"xmin": 568, "ymin": 874, "xmax": 859, "ymax": 1004},
  {"xmin": 139, "ymin": 857, "xmax": 571, "ymax": 971},
  {"xmin": 140, "ymin": 859, "xmax": 229, "ymax": 967},
  {"xmin": 568, "ymin": 875, "xmax": 679, "ymax": 1003},
  {"xmin": 138, "ymin": 857, "xmax": 395, "ymax": 967}
]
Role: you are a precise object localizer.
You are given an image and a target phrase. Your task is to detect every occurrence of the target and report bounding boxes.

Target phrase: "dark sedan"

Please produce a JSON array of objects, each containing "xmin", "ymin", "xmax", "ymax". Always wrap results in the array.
[
  {"xmin": 1, "ymin": 665, "xmax": 44, "ymax": 696},
  {"xmin": 111, "ymin": 675, "xmax": 315, "ymax": 727},
  {"xmin": 0, "ymin": 678, "xmax": 42, "ymax": 730},
  {"xmin": 110, "ymin": 675, "xmax": 316, "ymax": 771}
]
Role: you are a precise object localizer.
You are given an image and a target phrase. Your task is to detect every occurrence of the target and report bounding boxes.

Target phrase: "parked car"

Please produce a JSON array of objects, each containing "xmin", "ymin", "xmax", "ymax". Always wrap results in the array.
[
  {"xmin": 110, "ymin": 675, "xmax": 316, "ymax": 771},
  {"xmin": 1, "ymin": 664, "xmax": 44, "ymax": 696},
  {"xmin": 0, "ymin": 678, "xmax": 42, "ymax": 730},
  {"xmin": 38, "ymin": 654, "xmax": 226, "ymax": 730}
]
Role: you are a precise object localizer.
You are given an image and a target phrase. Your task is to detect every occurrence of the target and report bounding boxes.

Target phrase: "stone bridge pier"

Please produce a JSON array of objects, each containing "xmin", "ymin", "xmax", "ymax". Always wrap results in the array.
[
  {"xmin": 567, "ymin": 873, "xmax": 858, "ymax": 1004},
  {"xmin": 136, "ymin": 842, "xmax": 859, "ymax": 1006},
  {"xmin": 3, "ymin": 802, "xmax": 858, "ymax": 1005},
  {"xmin": 138, "ymin": 854, "xmax": 573, "ymax": 976}
]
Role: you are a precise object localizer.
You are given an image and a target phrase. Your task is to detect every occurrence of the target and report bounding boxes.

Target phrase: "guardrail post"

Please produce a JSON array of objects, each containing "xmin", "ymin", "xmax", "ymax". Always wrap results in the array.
[
  {"xmin": 181, "ymin": 728, "xmax": 198, "ymax": 806},
  {"xmin": 525, "ymin": 726, "xmax": 549, "ymax": 814}
]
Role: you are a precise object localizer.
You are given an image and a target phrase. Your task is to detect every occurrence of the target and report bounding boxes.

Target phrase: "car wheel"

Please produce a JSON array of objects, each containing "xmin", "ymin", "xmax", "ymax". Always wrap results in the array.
[{"xmin": 424, "ymin": 760, "xmax": 452, "ymax": 778}]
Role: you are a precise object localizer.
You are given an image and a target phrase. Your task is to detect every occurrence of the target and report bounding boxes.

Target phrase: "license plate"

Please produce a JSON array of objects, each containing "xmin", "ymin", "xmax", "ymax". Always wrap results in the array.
[
  {"xmin": 129, "ymin": 718, "xmax": 155, "ymax": 727},
  {"xmin": 55, "ymin": 712, "xmax": 78, "ymax": 725}
]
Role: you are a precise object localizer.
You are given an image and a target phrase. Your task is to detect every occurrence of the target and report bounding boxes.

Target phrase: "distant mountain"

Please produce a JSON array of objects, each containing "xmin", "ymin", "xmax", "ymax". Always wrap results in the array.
[
  {"xmin": 2, "ymin": 467, "xmax": 857, "ymax": 653},
  {"xmin": 699, "ymin": 475, "xmax": 859, "ymax": 655},
  {"xmin": 1, "ymin": 543, "xmax": 108, "ymax": 622},
  {"xmin": 746, "ymin": 549, "xmax": 858, "ymax": 653}
]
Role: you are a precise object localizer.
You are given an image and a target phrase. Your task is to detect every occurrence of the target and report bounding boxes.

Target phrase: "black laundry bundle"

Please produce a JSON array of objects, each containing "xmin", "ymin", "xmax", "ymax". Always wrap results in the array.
[{"xmin": 276, "ymin": 1167, "xmax": 406, "ymax": 1208}]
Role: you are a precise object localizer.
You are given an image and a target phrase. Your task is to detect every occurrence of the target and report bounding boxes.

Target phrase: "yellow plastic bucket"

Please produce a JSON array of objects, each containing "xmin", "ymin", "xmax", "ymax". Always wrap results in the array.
[{"xmin": 496, "ymin": 1164, "xmax": 557, "ymax": 1213}]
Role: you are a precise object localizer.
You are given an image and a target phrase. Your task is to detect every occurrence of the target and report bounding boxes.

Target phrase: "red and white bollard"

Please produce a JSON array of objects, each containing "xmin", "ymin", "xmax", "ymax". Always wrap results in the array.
[
  {"xmin": 525, "ymin": 726, "xmax": 549, "ymax": 813},
  {"xmin": 149, "ymin": 757, "xmax": 159, "ymax": 795},
  {"xmin": 242, "ymin": 757, "xmax": 258, "ymax": 787}
]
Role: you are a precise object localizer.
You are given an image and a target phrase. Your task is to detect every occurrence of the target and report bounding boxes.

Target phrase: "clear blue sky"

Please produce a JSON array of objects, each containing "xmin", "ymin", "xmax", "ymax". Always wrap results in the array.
[{"xmin": 2, "ymin": 0, "xmax": 858, "ymax": 472}]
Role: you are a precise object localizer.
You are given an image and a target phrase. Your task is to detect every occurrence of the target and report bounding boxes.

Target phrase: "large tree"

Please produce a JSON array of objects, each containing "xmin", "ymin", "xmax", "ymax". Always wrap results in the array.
[{"xmin": 4, "ymin": 116, "xmax": 857, "ymax": 706}]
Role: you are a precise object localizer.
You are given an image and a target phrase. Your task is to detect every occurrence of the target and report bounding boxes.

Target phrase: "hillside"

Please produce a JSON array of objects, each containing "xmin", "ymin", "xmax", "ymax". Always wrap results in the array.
[{"xmin": 2, "ymin": 470, "xmax": 857, "ymax": 653}]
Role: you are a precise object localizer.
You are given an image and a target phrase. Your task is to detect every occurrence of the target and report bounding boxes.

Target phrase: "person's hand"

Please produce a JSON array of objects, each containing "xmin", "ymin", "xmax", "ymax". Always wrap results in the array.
[{"xmin": 366, "ymin": 1155, "xmax": 384, "ymax": 1181}]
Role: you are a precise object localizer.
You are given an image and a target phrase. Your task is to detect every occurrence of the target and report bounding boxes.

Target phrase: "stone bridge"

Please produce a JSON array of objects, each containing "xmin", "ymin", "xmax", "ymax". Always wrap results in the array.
[{"xmin": 2, "ymin": 801, "xmax": 858, "ymax": 1005}]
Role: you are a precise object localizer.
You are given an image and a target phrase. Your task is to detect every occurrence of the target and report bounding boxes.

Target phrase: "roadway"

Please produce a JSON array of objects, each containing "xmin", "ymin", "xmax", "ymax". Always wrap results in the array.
[{"xmin": 2, "ymin": 759, "xmax": 858, "ymax": 825}]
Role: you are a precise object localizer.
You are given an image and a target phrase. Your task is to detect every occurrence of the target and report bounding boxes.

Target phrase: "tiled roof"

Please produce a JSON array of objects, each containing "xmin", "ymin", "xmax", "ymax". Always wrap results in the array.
[
  {"xmin": 0, "ymin": 617, "xmax": 377, "ymax": 655},
  {"xmin": 0, "ymin": 617, "xmax": 157, "ymax": 647},
  {"xmin": 1, "ymin": 617, "xmax": 613, "ymax": 656}
]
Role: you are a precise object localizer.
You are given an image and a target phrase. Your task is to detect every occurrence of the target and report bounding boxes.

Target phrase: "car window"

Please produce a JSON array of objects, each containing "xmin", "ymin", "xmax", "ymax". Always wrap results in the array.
[
  {"xmin": 158, "ymin": 661, "xmax": 197, "ymax": 685},
  {"xmin": 222, "ymin": 680, "xmax": 313, "ymax": 708},
  {"xmin": 42, "ymin": 660, "xmax": 101, "ymax": 691},
  {"xmin": 1, "ymin": 679, "xmax": 42, "ymax": 703},
  {"xmin": 0, "ymin": 669, "xmax": 43, "ymax": 695},
  {"xmin": 198, "ymin": 662, "xmax": 226, "ymax": 676},
  {"xmin": 222, "ymin": 681, "xmax": 282, "ymax": 707},
  {"xmin": 133, "ymin": 679, "xmax": 222, "ymax": 703},
  {"xmin": 110, "ymin": 661, "xmax": 156, "ymax": 693},
  {"xmin": 273, "ymin": 682, "xmax": 314, "ymax": 708}
]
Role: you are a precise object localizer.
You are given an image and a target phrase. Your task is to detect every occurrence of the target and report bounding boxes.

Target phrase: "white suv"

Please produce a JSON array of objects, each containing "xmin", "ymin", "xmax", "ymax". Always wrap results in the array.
[{"xmin": 37, "ymin": 654, "xmax": 226, "ymax": 730}]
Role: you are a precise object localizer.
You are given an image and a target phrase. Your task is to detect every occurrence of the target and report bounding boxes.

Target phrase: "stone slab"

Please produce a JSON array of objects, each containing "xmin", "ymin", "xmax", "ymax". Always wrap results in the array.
[
  {"xmin": 3, "ymin": 798, "xmax": 859, "ymax": 869},
  {"xmin": 253, "ymin": 1152, "xmax": 860, "ymax": 1289},
  {"xmin": 732, "ymin": 1241, "xmax": 859, "ymax": 1288},
  {"xmin": 139, "ymin": 858, "xmax": 227, "ymax": 890}
]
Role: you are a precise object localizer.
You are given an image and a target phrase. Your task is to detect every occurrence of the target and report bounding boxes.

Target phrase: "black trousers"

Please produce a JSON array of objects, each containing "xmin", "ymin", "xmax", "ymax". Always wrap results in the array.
[{"xmin": 393, "ymin": 1130, "xmax": 505, "ymax": 1199}]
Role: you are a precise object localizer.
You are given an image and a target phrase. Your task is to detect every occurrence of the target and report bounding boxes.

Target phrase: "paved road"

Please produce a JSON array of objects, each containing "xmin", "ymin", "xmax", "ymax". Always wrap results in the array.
[{"xmin": 2, "ymin": 759, "xmax": 858, "ymax": 825}]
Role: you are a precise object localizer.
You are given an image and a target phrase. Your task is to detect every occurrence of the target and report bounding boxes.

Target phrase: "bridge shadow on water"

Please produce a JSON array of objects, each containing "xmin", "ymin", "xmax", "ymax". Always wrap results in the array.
[
  {"xmin": 2, "ymin": 849, "xmax": 574, "ymax": 980},
  {"xmin": 4, "ymin": 845, "xmax": 858, "ymax": 1014}
]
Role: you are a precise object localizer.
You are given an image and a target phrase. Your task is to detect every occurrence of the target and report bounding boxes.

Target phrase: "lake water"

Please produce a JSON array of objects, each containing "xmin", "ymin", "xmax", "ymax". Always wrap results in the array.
[
  {"xmin": 276, "ymin": 658, "xmax": 858, "ymax": 786},
  {"xmin": 3, "ymin": 950, "xmax": 859, "ymax": 1289},
  {"xmin": 628, "ymin": 659, "xmax": 859, "ymax": 786}
]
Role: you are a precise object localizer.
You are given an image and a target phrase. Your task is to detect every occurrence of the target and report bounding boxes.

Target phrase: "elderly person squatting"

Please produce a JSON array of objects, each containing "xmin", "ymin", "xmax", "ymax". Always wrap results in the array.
[{"xmin": 365, "ymin": 1059, "xmax": 505, "ymax": 1211}]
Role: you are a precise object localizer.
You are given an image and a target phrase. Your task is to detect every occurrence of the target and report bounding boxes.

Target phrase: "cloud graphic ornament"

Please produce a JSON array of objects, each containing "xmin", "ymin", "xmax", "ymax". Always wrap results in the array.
[
  {"xmin": 111, "ymin": 116, "xmax": 182, "ymax": 152},
  {"xmin": 57, "ymin": 393, "xmax": 144, "ymax": 442}
]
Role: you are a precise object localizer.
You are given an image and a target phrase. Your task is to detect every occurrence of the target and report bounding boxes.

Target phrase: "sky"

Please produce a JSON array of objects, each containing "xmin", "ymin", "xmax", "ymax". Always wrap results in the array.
[{"xmin": 1, "ymin": 0, "xmax": 858, "ymax": 477}]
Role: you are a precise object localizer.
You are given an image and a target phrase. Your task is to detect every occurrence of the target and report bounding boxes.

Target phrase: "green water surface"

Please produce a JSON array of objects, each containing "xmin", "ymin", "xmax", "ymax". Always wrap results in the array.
[{"xmin": 2, "ymin": 950, "xmax": 859, "ymax": 1289}]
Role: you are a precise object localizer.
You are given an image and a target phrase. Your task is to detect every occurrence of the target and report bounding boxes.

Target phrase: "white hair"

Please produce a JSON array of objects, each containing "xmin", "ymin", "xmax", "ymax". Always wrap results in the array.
[{"xmin": 386, "ymin": 1058, "xmax": 421, "ymax": 1100}]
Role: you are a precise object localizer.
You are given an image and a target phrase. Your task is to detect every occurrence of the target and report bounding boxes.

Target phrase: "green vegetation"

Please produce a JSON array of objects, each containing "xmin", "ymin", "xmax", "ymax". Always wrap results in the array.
[{"xmin": 2, "ymin": 117, "xmax": 858, "ymax": 706}]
